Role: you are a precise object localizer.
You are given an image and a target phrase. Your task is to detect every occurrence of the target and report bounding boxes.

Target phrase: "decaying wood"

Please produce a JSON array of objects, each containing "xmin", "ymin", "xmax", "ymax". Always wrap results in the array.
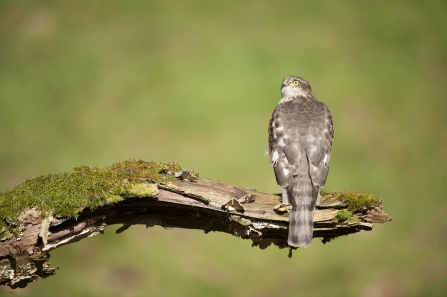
[{"xmin": 0, "ymin": 175, "xmax": 390, "ymax": 288}]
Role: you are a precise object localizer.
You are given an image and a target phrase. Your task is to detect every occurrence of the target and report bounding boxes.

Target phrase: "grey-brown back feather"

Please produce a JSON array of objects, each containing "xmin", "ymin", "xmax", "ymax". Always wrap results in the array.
[{"xmin": 268, "ymin": 90, "xmax": 333, "ymax": 248}]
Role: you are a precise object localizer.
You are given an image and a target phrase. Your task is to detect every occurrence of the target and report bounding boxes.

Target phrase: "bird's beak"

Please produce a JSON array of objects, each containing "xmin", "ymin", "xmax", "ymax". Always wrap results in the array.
[{"xmin": 280, "ymin": 77, "xmax": 289, "ymax": 90}]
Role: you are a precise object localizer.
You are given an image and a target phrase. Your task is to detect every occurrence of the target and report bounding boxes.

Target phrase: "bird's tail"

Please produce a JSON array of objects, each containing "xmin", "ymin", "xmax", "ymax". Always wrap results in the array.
[
  {"xmin": 287, "ymin": 175, "xmax": 316, "ymax": 248},
  {"xmin": 288, "ymin": 204, "xmax": 313, "ymax": 247}
]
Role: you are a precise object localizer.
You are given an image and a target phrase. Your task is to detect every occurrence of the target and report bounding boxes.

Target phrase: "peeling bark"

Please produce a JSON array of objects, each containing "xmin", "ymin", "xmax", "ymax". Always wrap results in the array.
[{"xmin": 0, "ymin": 176, "xmax": 390, "ymax": 288}]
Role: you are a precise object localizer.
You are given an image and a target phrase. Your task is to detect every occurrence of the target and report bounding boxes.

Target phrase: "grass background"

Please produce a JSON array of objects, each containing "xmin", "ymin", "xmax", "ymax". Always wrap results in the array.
[{"xmin": 1, "ymin": 0, "xmax": 446, "ymax": 296}]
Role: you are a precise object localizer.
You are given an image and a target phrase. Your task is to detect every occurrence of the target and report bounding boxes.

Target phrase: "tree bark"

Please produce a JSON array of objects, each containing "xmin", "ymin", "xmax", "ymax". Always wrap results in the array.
[{"xmin": 0, "ymin": 174, "xmax": 390, "ymax": 288}]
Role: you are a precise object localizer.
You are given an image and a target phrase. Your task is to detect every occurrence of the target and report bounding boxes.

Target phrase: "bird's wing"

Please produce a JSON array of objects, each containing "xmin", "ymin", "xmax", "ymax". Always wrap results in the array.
[
  {"xmin": 306, "ymin": 102, "xmax": 334, "ymax": 187},
  {"xmin": 268, "ymin": 102, "xmax": 310, "ymax": 188},
  {"xmin": 268, "ymin": 105, "xmax": 292, "ymax": 187}
]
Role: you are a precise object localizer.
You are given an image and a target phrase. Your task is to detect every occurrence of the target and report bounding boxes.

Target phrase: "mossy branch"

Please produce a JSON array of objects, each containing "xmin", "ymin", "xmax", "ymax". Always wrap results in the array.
[{"xmin": 0, "ymin": 160, "xmax": 391, "ymax": 289}]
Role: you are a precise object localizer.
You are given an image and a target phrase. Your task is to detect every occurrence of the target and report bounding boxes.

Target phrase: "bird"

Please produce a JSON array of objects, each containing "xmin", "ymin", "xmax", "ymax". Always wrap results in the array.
[{"xmin": 265, "ymin": 75, "xmax": 334, "ymax": 248}]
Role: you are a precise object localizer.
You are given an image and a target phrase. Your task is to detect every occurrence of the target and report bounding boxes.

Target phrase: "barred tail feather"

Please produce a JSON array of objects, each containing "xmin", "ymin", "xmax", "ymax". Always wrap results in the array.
[
  {"xmin": 288, "ymin": 206, "xmax": 313, "ymax": 247},
  {"xmin": 286, "ymin": 173, "xmax": 315, "ymax": 248}
]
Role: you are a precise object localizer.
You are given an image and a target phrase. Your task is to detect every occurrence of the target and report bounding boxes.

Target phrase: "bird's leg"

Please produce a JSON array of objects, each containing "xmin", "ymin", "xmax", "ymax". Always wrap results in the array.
[
  {"xmin": 273, "ymin": 188, "xmax": 292, "ymax": 213},
  {"xmin": 282, "ymin": 188, "xmax": 289, "ymax": 204},
  {"xmin": 315, "ymin": 192, "xmax": 322, "ymax": 206}
]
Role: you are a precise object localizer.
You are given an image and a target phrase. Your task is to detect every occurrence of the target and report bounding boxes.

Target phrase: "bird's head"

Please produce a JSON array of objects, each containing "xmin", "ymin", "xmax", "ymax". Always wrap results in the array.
[{"xmin": 280, "ymin": 75, "xmax": 312, "ymax": 100}]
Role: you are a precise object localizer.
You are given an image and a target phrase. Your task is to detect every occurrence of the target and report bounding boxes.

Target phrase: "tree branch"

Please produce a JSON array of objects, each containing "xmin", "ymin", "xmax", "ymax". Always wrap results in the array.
[{"xmin": 0, "ymin": 162, "xmax": 391, "ymax": 288}]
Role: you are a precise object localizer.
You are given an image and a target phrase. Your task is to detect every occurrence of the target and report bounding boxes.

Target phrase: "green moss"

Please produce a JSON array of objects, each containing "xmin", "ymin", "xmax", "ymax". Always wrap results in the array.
[
  {"xmin": 121, "ymin": 183, "xmax": 159, "ymax": 198},
  {"xmin": 334, "ymin": 209, "xmax": 359, "ymax": 224},
  {"xmin": 320, "ymin": 189, "xmax": 380, "ymax": 213},
  {"xmin": 0, "ymin": 160, "xmax": 184, "ymax": 238}
]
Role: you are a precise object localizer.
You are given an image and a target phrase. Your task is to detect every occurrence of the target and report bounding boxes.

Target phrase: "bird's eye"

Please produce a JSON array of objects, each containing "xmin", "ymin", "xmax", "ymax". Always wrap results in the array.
[{"xmin": 293, "ymin": 81, "xmax": 299, "ymax": 86}]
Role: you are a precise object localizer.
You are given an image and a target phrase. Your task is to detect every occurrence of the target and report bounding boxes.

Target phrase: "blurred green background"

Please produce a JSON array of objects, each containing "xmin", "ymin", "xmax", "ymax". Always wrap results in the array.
[{"xmin": 1, "ymin": 0, "xmax": 446, "ymax": 296}]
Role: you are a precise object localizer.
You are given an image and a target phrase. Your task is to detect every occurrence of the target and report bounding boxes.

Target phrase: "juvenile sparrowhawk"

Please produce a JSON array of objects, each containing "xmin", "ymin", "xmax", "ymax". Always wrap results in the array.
[{"xmin": 266, "ymin": 75, "xmax": 334, "ymax": 248}]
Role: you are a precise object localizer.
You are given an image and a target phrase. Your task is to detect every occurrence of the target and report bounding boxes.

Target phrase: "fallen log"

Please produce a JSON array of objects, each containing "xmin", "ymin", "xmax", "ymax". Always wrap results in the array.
[{"xmin": 0, "ymin": 160, "xmax": 391, "ymax": 288}]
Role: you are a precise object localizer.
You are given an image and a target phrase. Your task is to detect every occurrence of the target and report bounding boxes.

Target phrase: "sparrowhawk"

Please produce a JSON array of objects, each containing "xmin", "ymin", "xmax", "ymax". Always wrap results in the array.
[{"xmin": 266, "ymin": 75, "xmax": 334, "ymax": 248}]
